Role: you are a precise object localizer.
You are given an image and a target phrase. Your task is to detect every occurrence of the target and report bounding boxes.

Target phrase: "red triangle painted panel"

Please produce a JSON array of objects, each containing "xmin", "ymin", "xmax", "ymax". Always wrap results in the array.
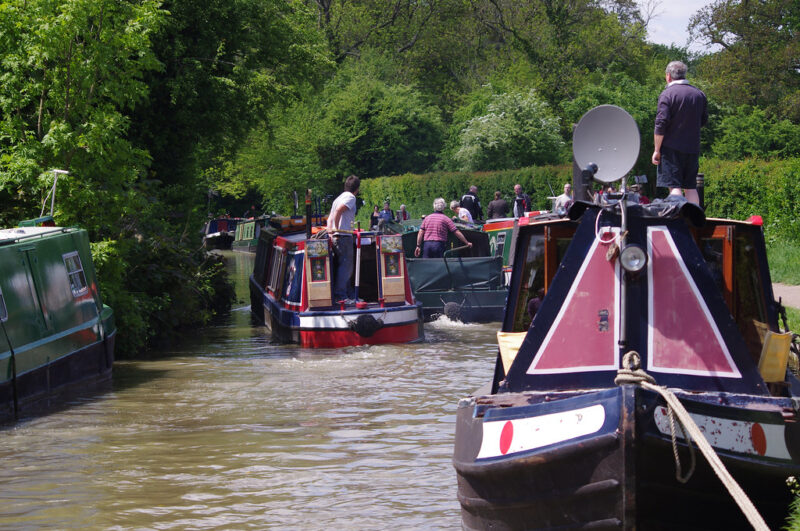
[
  {"xmin": 528, "ymin": 236, "xmax": 619, "ymax": 374},
  {"xmin": 647, "ymin": 228, "xmax": 740, "ymax": 377}
]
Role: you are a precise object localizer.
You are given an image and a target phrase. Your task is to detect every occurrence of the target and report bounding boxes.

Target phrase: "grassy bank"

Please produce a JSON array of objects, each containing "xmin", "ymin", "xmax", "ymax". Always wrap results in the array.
[{"xmin": 768, "ymin": 240, "xmax": 800, "ymax": 286}]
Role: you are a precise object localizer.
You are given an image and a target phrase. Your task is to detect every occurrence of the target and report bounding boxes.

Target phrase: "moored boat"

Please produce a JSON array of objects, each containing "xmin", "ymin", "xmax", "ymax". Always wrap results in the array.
[
  {"xmin": 202, "ymin": 216, "xmax": 239, "ymax": 249},
  {"xmin": 453, "ymin": 105, "xmax": 800, "ymax": 529},
  {"xmin": 0, "ymin": 217, "xmax": 116, "ymax": 422},
  {"xmin": 249, "ymin": 217, "xmax": 424, "ymax": 348},
  {"xmin": 232, "ymin": 216, "xmax": 269, "ymax": 253},
  {"xmin": 401, "ymin": 222, "xmax": 508, "ymax": 323}
]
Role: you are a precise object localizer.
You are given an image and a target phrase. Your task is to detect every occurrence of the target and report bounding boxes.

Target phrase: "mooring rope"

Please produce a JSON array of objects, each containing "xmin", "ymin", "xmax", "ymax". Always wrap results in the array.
[{"xmin": 615, "ymin": 351, "xmax": 769, "ymax": 531}]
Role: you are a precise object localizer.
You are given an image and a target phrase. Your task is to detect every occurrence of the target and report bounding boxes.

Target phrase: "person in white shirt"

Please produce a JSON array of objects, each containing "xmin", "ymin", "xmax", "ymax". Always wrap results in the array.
[
  {"xmin": 553, "ymin": 183, "xmax": 573, "ymax": 215},
  {"xmin": 450, "ymin": 200, "xmax": 474, "ymax": 223},
  {"xmin": 327, "ymin": 175, "xmax": 360, "ymax": 302}
]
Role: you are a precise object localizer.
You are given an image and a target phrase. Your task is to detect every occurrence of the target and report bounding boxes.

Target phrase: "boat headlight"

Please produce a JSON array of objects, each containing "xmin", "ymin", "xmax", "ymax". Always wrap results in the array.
[{"xmin": 620, "ymin": 244, "xmax": 647, "ymax": 273}]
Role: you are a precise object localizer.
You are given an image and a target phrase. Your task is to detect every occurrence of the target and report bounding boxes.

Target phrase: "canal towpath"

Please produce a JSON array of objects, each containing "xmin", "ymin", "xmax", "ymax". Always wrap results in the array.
[{"xmin": 774, "ymin": 283, "xmax": 800, "ymax": 309}]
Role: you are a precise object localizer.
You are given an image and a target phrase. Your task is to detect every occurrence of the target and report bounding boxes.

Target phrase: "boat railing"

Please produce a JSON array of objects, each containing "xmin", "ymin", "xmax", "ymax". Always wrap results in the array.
[{"xmin": 0, "ymin": 226, "xmax": 76, "ymax": 246}]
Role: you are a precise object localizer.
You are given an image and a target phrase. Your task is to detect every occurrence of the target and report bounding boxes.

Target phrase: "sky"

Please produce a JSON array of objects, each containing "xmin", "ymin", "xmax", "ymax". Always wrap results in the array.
[{"xmin": 642, "ymin": 0, "xmax": 718, "ymax": 52}]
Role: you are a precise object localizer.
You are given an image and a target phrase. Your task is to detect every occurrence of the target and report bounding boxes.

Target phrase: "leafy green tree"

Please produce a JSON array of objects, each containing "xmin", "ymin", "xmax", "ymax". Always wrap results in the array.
[
  {"xmin": 470, "ymin": 0, "xmax": 650, "ymax": 107},
  {"xmin": 711, "ymin": 106, "xmax": 800, "ymax": 160},
  {"xmin": 129, "ymin": 0, "xmax": 332, "ymax": 192},
  {"xmin": 452, "ymin": 89, "xmax": 565, "ymax": 171},
  {"xmin": 0, "ymin": 0, "xmax": 164, "ymax": 233},
  {"xmin": 689, "ymin": 0, "xmax": 800, "ymax": 121},
  {"xmin": 315, "ymin": 72, "xmax": 445, "ymax": 179}
]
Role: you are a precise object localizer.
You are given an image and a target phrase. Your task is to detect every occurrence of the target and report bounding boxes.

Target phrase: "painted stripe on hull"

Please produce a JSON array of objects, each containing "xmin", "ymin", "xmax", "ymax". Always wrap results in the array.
[
  {"xmin": 477, "ymin": 404, "xmax": 606, "ymax": 459},
  {"xmin": 298, "ymin": 321, "xmax": 421, "ymax": 348},
  {"xmin": 298, "ymin": 307, "xmax": 421, "ymax": 330},
  {"xmin": 653, "ymin": 405, "xmax": 791, "ymax": 460}
]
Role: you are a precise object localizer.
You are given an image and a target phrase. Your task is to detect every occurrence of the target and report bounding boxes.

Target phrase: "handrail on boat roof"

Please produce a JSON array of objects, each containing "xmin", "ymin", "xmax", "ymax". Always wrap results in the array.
[{"xmin": 0, "ymin": 225, "xmax": 76, "ymax": 246}]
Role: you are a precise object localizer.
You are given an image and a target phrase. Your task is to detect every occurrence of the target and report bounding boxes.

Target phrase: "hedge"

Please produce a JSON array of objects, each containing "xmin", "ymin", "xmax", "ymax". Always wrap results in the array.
[
  {"xmin": 356, "ymin": 158, "xmax": 800, "ymax": 244},
  {"xmin": 357, "ymin": 165, "xmax": 572, "ymax": 225}
]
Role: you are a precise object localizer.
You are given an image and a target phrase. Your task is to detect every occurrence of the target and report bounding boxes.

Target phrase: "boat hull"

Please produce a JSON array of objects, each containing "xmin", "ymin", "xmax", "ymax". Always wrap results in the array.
[
  {"xmin": 251, "ymin": 276, "xmax": 424, "ymax": 348},
  {"xmin": 0, "ymin": 331, "xmax": 115, "ymax": 423},
  {"xmin": 415, "ymin": 290, "xmax": 506, "ymax": 323},
  {"xmin": 454, "ymin": 385, "xmax": 799, "ymax": 530}
]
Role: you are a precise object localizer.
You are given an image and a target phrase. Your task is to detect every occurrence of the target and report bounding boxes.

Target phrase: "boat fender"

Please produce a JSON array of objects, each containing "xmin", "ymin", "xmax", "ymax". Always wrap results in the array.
[
  {"xmin": 349, "ymin": 314, "xmax": 384, "ymax": 337},
  {"xmin": 443, "ymin": 301, "xmax": 464, "ymax": 322}
]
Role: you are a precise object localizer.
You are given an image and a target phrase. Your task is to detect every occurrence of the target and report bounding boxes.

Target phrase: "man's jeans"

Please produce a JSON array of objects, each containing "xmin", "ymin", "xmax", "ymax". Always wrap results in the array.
[{"xmin": 332, "ymin": 235, "xmax": 355, "ymax": 301}]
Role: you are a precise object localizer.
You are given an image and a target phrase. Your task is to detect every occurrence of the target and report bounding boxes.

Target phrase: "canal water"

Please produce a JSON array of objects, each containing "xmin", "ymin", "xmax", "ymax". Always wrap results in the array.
[{"xmin": 0, "ymin": 251, "xmax": 498, "ymax": 529}]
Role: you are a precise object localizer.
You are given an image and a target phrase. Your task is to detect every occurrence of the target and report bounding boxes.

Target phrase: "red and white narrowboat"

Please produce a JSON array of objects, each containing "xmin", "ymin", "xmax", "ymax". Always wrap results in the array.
[{"xmin": 250, "ymin": 223, "xmax": 424, "ymax": 348}]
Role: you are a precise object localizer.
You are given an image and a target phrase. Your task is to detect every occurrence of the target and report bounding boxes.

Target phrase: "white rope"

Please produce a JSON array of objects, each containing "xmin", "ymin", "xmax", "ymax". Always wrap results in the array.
[{"xmin": 616, "ymin": 352, "xmax": 769, "ymax": 531}]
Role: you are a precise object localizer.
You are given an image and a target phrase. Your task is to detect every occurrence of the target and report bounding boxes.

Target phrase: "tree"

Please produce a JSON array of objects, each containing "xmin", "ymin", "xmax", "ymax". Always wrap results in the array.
[
  {"xmin": 315, "ymin": 67, "xmax": 445, "ymax": 179},
  {"xmin": 469, "ymin": 0, "xmax": 650, "ymax": 107},
  {"xmin": 452, "ymin": 89, "xmax": 565, "ymax": 171},
  {"xmin": 711, "ymin": 106, "xmax": 800, "ymax": 160},
  {"xmin": 128, "ymin": 0, "xmax": 333, "ymax": 191},
  {"xmin": 0, "ymin": 0, "xmax": 164, "ymax": 232},
  {"xmin": 689, "ymin": 0, "xmax": 800, "ymax": 121}
]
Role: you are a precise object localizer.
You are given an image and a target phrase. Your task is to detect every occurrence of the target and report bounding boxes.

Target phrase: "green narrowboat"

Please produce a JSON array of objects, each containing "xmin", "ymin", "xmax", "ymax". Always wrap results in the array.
[
  {"xmin": 0, "ymin": 220, "xmax": 115, "ymax": 422},
  {"xmin": 232, "ymin": 216, "xmax": 269, "ymax": 254}
]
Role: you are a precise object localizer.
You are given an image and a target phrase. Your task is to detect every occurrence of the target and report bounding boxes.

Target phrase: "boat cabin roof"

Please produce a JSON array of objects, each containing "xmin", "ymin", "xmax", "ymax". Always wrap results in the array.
[{"xmin": 0, "ymin": 225, "xmax": 75, "ymax": 246}]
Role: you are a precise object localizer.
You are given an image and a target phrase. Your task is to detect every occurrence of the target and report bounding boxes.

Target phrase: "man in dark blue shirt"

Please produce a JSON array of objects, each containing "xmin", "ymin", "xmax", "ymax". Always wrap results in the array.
[{"xmin": 652, "ymin": 61, "xmax": 708, "ymax": 205}]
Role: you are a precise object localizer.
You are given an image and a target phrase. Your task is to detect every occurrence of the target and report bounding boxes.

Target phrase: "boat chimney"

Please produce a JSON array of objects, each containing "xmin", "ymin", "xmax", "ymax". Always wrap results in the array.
[
  {"xmin": 696, "ymin": 173, "xmax": 705, "ymax": 210},
  {"xmin": 305, "ymin": 189, "xmax": 313, "ymax": 240}
]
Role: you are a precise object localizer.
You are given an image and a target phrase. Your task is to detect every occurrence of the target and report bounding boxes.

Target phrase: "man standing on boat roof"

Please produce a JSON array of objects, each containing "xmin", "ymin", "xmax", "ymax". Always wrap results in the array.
[
  {"xmin": 513, "ymin": 184, "xmax": 532, "ymax": 218},
  {"xmin": 460, "ymin": 185, "xmax": 483, "ymax": 221},
  {"xmin": 415, "ymin": 198, "xmax": 472, "ymax": 258},
  {"xmin": 327, "ymin": 175, "xmax": 360, "ymax": 302},
  {"xmin": 652, "ymin": 60, "xmax": 708, "ymax": 205}
]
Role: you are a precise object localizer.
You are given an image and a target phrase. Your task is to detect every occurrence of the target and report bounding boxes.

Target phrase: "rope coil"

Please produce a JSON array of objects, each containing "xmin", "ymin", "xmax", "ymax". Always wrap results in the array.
[{"xmin": 616, "ymin": 351, "xmax": 769, "ymax": 531}]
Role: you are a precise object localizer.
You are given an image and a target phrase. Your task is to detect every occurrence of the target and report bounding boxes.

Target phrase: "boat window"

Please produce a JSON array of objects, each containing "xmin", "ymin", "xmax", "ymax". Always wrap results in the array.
[
  {"xmin": 267, "ymin": 247, "xmax": 285, "ymax": 295},
  {"xmin": 494, "ymin": 232, "xmax": 506, "ymax": 259},
  {"xmin": 699, "ymin": 237, "xmax": 725, "ymax": 295},
  {"xmin": 63, "ymin": 251, "xmax": 88, "ymax": 296},
  {"xmin": 511, "ymin": 233, "xmax": 546, "ymax": 331},
  {"xmin": 0, "ymin": 288, "xmax": 7, "ymax": 322},
  {"xmin": 734, "ymin": 230, "xmax": 769, "ymax": 360}
]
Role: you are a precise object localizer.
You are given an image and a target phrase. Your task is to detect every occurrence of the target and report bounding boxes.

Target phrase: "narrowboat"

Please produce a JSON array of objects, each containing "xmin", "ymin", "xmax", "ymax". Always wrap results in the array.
[
  {"xmin": 0, "ymin": 218, "xmax": 116, "ymax": 422},
  {"xmin": 250, "ymin": 221, "xmax": 424, "ymax": 348},
  {"xmin": 453, "ymin": 105, "xmax": 800, "ymax": 530},
  {"xmin": 232, "ymin": 216, "xmax": 269, "ymax": 254},
  {"xmin": 483, "ymin": 210, "xmax": 550, "ymax": 286},
  {"xmin": 202, "ymin": 216, "xmax": 239, "ymax": 249},
  {"xmin": 400, "ymin": 223, "xmax": 508, "ymax": 323}
]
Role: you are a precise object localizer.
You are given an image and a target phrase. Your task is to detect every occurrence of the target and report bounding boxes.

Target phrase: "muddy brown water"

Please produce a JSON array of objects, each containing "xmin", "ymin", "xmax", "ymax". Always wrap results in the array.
[{"xmin": 0, "ymin": 251, "xmax": 496, "ymax": 529}]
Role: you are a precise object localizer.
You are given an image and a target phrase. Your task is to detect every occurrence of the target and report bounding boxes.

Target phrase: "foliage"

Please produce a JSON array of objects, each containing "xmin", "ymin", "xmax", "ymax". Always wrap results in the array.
[
  {"xmin": 767, "ymin": 241, "xmax": 800, "ymax": 286},
  {"xmin": 91, "ymin": 235, "xmax": 235, "ymax": 356},
  {"xmin": 129, "ymin": 0, "xmax": 332, "ymax": 190},
  {"xmin": 701, "ymin": 158, "xmax": 800, "ymax": 244},
  {"xmin": 0, "ymin": 0, "xmax": 164, "ymax": 236},
  {"xmin": 315, "ymin": 74, "xmax": 445, "ymax": 179},
  {"xmin": 356, "ymin": 164, "xmax": 571, "ymax": 225},
  {"xmin": 472, "ymin": 0, "xmax": 650, "ymax": 107},
  {"xmin": 711, "ymin": 106, "xmax": 800, "ymax": 160},
  {"xmin": 689, "ymin": 0, "xmax": 800, "ymax": 122},
  {"xmin": 451, "ymin": 89, "xmax": 566, "ymax": 171}
]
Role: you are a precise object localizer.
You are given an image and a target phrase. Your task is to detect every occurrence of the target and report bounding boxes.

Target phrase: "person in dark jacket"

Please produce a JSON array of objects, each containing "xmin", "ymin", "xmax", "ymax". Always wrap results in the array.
[
  {"xmin": 513, "ymin": 184, "xmax": 532, "ymax": 218},
  {"xmin": 486, "ymin": 191, "xmax": 509, "ymax": 219},
  {"xmin": 652, "ymin": 60, "xmax": 708, "ymax": 205},
  {"xmin": 460, "ymin": 185, "xmax": 483, "ymax": 221}
]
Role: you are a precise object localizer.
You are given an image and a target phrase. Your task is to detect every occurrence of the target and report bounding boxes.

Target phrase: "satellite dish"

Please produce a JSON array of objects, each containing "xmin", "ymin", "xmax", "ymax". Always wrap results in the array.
[{"xmin": 572, "ymin": 105, "xmax": 640, "ymax": 184}]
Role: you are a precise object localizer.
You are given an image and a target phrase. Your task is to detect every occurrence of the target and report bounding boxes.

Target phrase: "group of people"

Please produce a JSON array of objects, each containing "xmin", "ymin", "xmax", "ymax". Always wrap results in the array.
[
  {"xmin": 369, "ymin": 202, "xmax": 410, "ymax": 228},
  {"xmin": 327, "ymin": 62, "xmax": 707, "ymax": 304}
]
